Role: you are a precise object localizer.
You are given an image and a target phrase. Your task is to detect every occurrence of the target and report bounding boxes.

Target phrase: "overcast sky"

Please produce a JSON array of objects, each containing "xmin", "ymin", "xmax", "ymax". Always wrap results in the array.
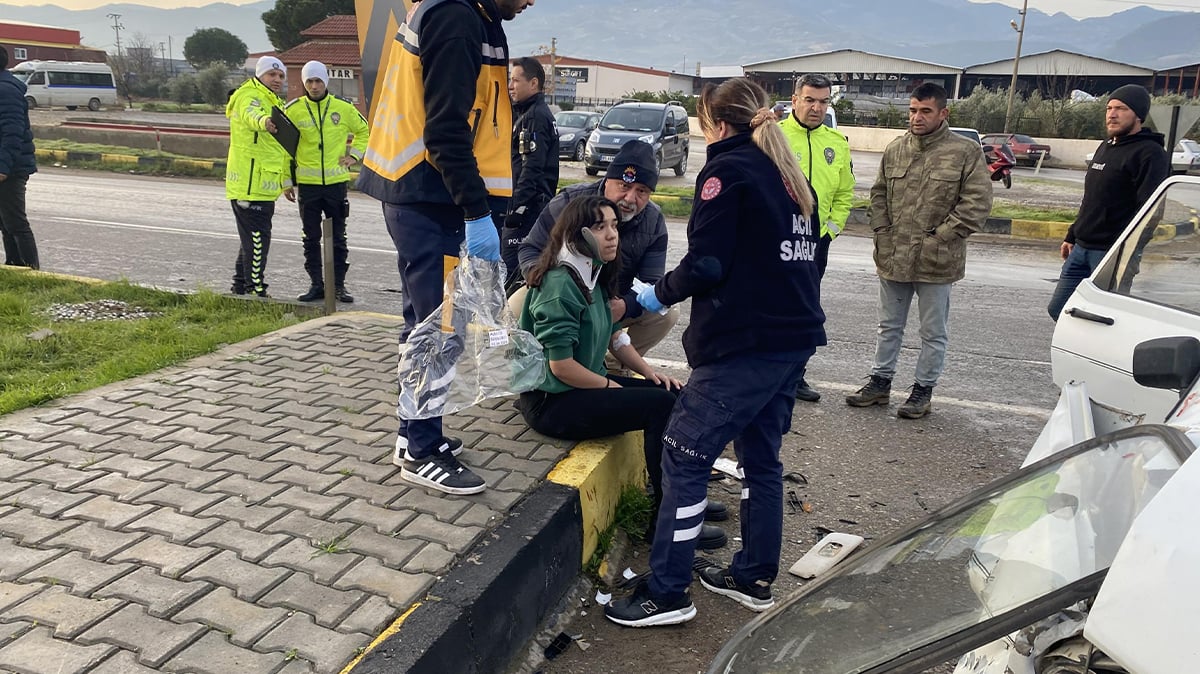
[{"xmin": 4, "ymin": 0, "xmax": 1200, "ymax": 17}]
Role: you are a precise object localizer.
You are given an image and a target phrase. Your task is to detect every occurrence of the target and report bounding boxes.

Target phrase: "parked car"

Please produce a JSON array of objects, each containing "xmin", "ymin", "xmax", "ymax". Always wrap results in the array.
[
  {"xmin": 584, "ymin": 101, "xmax": 690, "ymax": 177},
  {"xmin": 708, "ymin": 175, "xmax": 1200, "ymax": 674},
  {"xmin": 949, "ymin": 126, "xmax": 983, "ymax": 148},
  {"xmin": 1170, "ymin": 139, "xmax": 1200, "ymax": 174},
  {"xmin": 981, "ymin": 133, "xmax": 1052, "ymax": 165},
  {"xmin": 555, "ymin": 111, "xmax": 601, "ymax": 162}
]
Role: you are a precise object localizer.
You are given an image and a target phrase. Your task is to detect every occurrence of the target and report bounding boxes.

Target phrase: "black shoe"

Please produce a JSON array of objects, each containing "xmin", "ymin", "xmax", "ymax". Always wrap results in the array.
[
  {"xmin": 392, "ymin": 436, "xmax": 463, "ymax": 467},
  {"xmin": 399, "ymin": 444, "xmax": 484, "ymax": 495},
  {"xmin": 335, "ymin": 287, "xmax": 355, "ymax": 303},
  {"xmin": 795, "ymin": 378, "xmax": 821, "ymax": 403},
  {"xmin": 230, "ymin": 284, "xmax": 247, "ymax": 296},
  {"xmin": 846, "ymin": 375, "xmax": 892, "ymax": 407},
  {"xmin": 604, "ymin": 581, "xmax": 696, "ymax": 627},
  {"xmin": 704, "ymin": 501, "xmax": 728, "ymax": 522},
  {"xmin": 297, "ymin": 285, "xmax": 324, "ymax": 302},
  {"xmin": 698, "ymin": 565, "xmax": 775, "ymax": 612},
  {"xmin": 696, "ymin": 524, "xmax": 727, "ymax": 550},
  {"xmin": 897, "ymin": 383, "xmax": 934, "ymax": 419}
]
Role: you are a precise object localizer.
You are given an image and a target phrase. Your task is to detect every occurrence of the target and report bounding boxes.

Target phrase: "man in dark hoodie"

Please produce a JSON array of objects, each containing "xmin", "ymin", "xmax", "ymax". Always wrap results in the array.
[
  {"xmin": 503, "ymin": 55, "xmax": 558, "ymax": 288},
  {"xmin": 0, "ymin": 46, "xmax": 40, "ymax": 269},
  {"xmin": 1047, "ymin": 84, "xmax": 1168, "ymax": 320}
]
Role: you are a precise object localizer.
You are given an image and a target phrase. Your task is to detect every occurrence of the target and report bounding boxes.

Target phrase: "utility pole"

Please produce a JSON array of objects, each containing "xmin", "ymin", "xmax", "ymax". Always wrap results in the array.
[
  {"xmin": 548, "ymin": 37, "xmax": 557, "ymax": 103},
  {"xmin": 1003, "ymin": 0, "xmax": 1028, "ymax": 133},
  {"xmin": 106, "ymin": 13, "xmax": 124, "ymax": 57},
  {"xmin": 159, "ymin": 42, "xmax": 167, "ymax": 76},
  {"xmin": 168, "ymin": 36, "xmax": 174, "ymax": 76}
]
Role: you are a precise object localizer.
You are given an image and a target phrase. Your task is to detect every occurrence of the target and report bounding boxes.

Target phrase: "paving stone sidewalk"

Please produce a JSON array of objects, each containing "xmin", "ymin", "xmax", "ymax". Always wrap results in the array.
[{"xmin": 0, "ymin": 314, "xmax": 571, "ymax": 674}]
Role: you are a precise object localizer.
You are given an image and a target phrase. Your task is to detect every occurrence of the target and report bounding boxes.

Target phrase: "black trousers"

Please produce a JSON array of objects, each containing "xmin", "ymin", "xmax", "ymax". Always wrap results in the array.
[
  {"xmin": 519, "ymin": 375, "xmax": 678, "ymax": 511},
  {"xmin": 231, "ymin": 200, "xmax": 274, "ymax": 295},
  {"xmin": 298, "ymin": 183, "xmax": 350, "ymax": 288},
  {"xmin": 0, "ymin": 174, "xmax": 39, "ymax": 269}
]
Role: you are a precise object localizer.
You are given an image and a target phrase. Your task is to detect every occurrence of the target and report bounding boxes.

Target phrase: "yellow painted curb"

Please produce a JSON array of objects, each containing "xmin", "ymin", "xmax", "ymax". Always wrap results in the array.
[
  {"xmin": 173, "ymin": 158, "xmax": 214, "ymax": 170},
  {"xmin": 4, "ymin": 266, "xmax": 106, "ymax": 285},
  {"xmin": 340, "ymin": 602, "xmax": 421, "ymax": 673},
  {"xmin": 548, "ymin": 433, "xmax": 646, "ymax": 565},
  {"xmin": 100, "ymin": 153, "xmax": 139, "ymax": 165},
  {"xmin": 1152, "ymin": 224, "xmax": 1177, "ymax": 242},
  {"xmin": 1010, "ymin": 219, "xmax": 1071, "ymax": 241}
]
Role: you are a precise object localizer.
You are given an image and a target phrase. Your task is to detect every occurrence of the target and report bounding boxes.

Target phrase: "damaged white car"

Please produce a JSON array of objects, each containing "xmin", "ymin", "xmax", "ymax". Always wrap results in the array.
[{"xmin": 708, "ymin": 176, "xmax": 1200, "ymax": 674}]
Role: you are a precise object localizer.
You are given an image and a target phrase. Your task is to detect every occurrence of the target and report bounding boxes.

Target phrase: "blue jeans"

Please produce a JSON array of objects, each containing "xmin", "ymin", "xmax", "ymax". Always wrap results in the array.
[
  {"xmin": 383, "ymin": 203, "xmax": 464, "ymax": 459},
  {"xmin": 1047, "ymin": 245, "xmax": 1108, "ymax": 321},
  {"xmin": 646, "ymin": 351, "xmax": 811, "ymax": 602},
  {"xmin": 871, "ymin": 279, "xmax": 953, "ymax": 388}
]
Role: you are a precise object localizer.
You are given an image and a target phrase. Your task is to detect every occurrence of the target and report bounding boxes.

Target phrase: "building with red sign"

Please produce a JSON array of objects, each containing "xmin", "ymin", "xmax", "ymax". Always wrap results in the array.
[{"xmin": 0, "ymin": 21, "xmax": 107, "ymax": 65}]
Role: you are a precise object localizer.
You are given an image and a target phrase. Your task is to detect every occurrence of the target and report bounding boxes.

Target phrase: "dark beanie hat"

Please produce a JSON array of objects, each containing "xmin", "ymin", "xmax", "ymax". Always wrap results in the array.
[
  {"xmin": 605, "ymin": 140, "xmax": 658, "ymax": 191},
  {"xmin": 1110, "ymin": 84, "xmax": 1151, "ymax": 122}
]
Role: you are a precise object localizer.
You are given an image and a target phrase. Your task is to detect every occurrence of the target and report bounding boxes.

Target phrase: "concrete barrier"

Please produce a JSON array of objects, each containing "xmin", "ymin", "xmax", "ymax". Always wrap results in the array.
[{"xmin": 33, "ymin": 123, "xmax": 229, "ymax": 159}]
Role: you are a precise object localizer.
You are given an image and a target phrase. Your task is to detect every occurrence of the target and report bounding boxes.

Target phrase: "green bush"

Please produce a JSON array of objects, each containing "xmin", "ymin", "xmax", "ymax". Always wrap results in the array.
[
  {"xmin": 167, "ymin": 74, "xmax": 199, "ymax": 107},
  {"xmin": 196, "ymin": 64, "xmax": 232, "ymax": 107}
]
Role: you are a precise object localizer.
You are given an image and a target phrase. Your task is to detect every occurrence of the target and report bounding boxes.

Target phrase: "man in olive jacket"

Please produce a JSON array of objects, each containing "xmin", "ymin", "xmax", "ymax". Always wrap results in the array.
[{"xmin": 847, "ymin": 83, "xmax": 992, "ymax": 419}]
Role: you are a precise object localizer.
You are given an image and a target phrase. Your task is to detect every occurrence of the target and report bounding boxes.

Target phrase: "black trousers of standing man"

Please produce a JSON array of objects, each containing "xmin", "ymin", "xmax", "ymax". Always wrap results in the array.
[
  {"xmin": 298, "ymin": 183, "xmax": 350, "ymax": 290},
  {"xmin": 230, "ymin": 200, "xmax": 274, "ymax": 296},
  {"xmin": 0, "ymin": 174, "xmax": 39, "ymax": 269}
]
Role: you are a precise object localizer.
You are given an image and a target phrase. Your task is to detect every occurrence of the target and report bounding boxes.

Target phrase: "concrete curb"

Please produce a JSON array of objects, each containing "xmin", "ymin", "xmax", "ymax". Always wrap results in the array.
[
  {"xmin": 348, "ymin": 432, "xmax": 647, "ymax": 673},
  {"xmin": 846, "ymin": 207, "xmax": 1198, "ymax": 243},
  {"xmin": 35, "ymin": 148, "xmax": 225, "ymax": 174}
]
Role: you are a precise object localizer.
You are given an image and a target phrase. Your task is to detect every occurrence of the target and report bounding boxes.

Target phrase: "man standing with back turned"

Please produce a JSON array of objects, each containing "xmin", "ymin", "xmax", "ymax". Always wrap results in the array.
[
  {"xmin": 357, "ymin": 0, "xmax": 537, "ymax": 496},
  {"xmin": 1046, "ymin": 84, "xmax": 1167, "ymax": 321},
  {"xmin": 779, "ymin": 73, "xmax": 854, "ymax": 403},
  {"xmin": 846, "ymin": 83, "xmax": 991, "ymax": 419},
  {"xmin": 0, "ymin": 45, "xmax": 40, "ymax": 269}
]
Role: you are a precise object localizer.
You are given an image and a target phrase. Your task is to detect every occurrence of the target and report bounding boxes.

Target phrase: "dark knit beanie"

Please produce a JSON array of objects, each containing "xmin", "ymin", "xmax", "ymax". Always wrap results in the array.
[
  {"xmin": 605, "ymin": 140, "xmax": 659, "ymax": 191},
  {"xmin": 1110, "ymin": 84, "xmax": 1151, "ymax": 122}
]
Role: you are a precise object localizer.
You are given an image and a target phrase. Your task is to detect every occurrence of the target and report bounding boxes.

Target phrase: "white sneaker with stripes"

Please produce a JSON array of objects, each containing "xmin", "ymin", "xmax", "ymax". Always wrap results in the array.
[
  {"xmin": 400, "ymin": 446, "xmax": 485, "ymax": 495},
  {"xmin": 392, "ymin": 435, "xmax": 463, "ymax": 468}
]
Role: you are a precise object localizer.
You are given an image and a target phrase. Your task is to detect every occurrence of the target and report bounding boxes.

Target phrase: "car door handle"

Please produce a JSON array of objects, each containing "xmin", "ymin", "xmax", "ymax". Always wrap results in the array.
[{"xmin": 1065, "ymin": 307, "xmax": 1115, "ymax": 325}]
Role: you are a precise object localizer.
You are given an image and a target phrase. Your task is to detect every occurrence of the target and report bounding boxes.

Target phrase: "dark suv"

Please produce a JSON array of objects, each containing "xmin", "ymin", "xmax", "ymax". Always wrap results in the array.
[{"xmin": 584, "ymin": 101, "xmax": 690, "ymax": 177}]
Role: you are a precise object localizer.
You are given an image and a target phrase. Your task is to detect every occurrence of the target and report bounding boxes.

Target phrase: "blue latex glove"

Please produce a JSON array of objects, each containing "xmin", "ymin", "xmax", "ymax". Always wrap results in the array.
[
  {"xmin": 636, "ymin": 283, "xmax": 665, "ymax": 313},
  {"xmin": 464, "ymin": 214, "xmax": 501, "ymax": 261}
]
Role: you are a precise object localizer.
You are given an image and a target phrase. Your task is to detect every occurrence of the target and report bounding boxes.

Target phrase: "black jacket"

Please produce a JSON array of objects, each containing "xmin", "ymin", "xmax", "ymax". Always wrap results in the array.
[
  {"xmin": 655, "ymin": 133, "xmax": 826, "ymax": 367},
  {"xmin": 508, "ymin": 92, "xmax": 559, "ymax": 226},
  {"xmin": 0, "ymin": 71, "xmax": 37, "ymax": 178},
  {"xmin": 1069, "ymin": 128, "xmax": 1169, "ymax": 250},
  {"xmin": 518, "ymin": 179, "xmax": 668, "ymax": 320}
]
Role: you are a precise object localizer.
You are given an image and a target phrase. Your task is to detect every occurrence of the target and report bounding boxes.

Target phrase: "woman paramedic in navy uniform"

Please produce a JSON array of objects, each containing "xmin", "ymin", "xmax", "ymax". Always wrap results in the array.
[{"xmin": 605, "ymin": 77, "xmax": 827, "ymax": 627}]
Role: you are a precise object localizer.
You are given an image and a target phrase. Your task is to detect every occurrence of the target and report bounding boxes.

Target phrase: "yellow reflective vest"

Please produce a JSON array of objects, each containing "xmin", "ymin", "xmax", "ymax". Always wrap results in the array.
[
  {"xmin": 779, "ymin": 114, "xmax": 855, "ymax": 239},
  {"xmin": 225, "ymin": 77, "xmax": 291, "ymax": 201},
  {"xmin": 284, "ymin": 94, "xmax": 370, "ymax": 186},
  {"xmin": 357, "ymin": 0, "xmax": 512, "ymax": 219}
]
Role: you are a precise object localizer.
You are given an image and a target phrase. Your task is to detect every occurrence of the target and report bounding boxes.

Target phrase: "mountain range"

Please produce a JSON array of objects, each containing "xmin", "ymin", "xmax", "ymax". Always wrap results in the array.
[{"xmin": 3, "ymin": 0, "xmax": 1200, "ymax": 72}]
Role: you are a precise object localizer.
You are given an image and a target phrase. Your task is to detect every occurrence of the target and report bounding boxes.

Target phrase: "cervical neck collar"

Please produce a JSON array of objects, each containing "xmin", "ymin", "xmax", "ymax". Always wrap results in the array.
[{"xmin": 557, "ymin": 244, "xmax": 602, "ymax": 291}]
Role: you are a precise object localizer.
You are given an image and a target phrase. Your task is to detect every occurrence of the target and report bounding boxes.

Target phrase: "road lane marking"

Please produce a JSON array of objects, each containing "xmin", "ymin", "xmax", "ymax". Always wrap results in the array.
[
  {"xmin": 643, "ymin": 356, "xmax": 1051, "ymax": 419},
  {"xmin": 46, "ymin": 216, "xmax": 397, "ymax": 254}
]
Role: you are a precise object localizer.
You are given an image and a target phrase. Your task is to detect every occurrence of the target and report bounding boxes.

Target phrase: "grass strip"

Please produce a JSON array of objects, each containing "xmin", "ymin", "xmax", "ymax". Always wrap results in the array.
[{"xmin": 0, "ymin": 269, "xmax": 313, "ymax": 415}]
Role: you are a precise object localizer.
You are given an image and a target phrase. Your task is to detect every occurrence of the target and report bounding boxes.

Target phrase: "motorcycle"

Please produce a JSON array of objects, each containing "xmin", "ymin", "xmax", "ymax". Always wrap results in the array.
[{"xmin": 983, "ymin": 142, "xmax": 1016, "ymax": 189}]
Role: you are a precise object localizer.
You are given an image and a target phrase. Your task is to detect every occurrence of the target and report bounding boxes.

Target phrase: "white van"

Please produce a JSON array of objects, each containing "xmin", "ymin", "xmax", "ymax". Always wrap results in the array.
[{"xmin": 10, "ymin": 60, "xmax": 117, "ymax": 111}]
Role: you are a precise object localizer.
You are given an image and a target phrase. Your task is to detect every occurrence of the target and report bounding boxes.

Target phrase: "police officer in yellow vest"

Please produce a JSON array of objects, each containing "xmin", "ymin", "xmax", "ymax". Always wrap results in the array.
[
  {"xmin": 285, "ymin": 60, "xmax": 370, "ymax": 304},
  {"xmin": 226, "ymin": 55, "xmax": 294, "ymax": 297},
  {"xmin": 779, "ymin": 73, "xmax": 855, "ymax": 403},
  {"xmin": 357, "ymin": 0, "xmax": 536, "ymax": 496}
]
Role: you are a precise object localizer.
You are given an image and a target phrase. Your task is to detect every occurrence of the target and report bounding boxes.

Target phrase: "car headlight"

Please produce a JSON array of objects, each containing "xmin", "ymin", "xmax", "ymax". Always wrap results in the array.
[
  {"xmin": 560, "ymin": 132, "xmax": 576, "ymax": 142},
  {"xmin": 638, "ymin": 134, "xmax": 655, "ymax": 145}
]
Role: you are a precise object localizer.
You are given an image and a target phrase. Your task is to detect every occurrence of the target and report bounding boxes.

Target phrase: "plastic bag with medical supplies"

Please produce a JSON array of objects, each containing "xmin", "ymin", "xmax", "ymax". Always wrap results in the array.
[{"xmin": 397, "ymin": 247, "xmax": 547, "ymax": 419}]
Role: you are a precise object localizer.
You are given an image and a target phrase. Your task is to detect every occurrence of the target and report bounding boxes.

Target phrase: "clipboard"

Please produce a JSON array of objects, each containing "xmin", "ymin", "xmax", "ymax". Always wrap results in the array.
[{"xmin": 270, "ymin": 105, "xmax": 301, "ymax": 157}]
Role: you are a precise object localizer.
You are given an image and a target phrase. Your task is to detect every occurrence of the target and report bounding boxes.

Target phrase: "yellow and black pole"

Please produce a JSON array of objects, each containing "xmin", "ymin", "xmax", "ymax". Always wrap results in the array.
[{"xmin": 354, "ymin": 0, "xmax": 414, "ymax": 123}]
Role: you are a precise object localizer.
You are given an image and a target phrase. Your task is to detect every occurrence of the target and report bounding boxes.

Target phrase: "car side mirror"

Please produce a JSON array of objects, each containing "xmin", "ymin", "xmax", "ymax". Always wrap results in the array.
[
  {"xmin": 1133, "ymin": 336, "xmax": 1200, "ymax": 397},
  {"xmin": 662, "ymin": 126, "xmax": 676, "ymax": 137},
  {"xmin": 982, "ymin": 145, "xmax": 995, "ymax": 154}
]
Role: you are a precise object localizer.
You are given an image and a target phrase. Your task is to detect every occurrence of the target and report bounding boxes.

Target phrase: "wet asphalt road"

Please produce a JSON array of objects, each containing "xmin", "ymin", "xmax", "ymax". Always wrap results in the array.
[{"xmin": 25, "ymin": 168, "xmax": 1066, "ymax": 673}]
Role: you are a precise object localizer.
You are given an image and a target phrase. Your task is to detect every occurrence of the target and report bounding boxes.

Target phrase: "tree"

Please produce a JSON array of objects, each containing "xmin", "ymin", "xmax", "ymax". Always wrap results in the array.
[
  {"xmin": 168, "ymin": 73, "xmax": 199, "ymax": 107},
  {"xmin": 183, "ymin": 27, "xmax": 248, "ymax": 69},
  {"xmin": 262, "ymin": 0, "xmax": 354, "ymax": 52},
  {"xmin": 196, "ymin": 64, "xmax": 232, "ymax": 107}
]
